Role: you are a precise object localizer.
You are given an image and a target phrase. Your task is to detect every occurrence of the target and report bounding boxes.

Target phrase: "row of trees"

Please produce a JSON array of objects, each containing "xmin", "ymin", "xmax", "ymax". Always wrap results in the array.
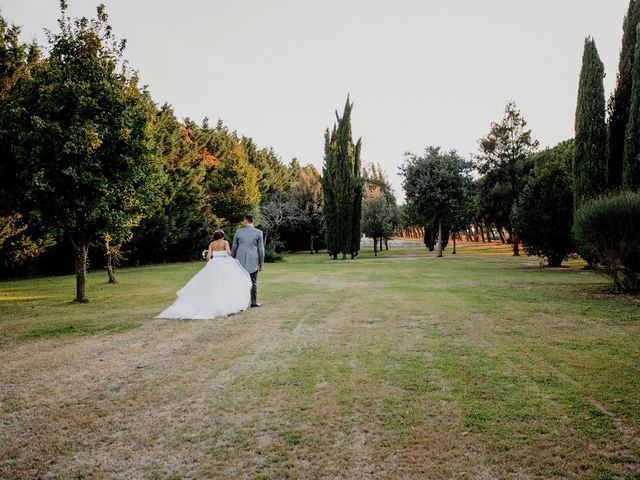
[
  {"xmin": 0, "ymin": 4, "xmax": 323, "ymax": 300},
  {"xmin": 396, "ymin": 1, "xmax": 640, "ymax": 292}
]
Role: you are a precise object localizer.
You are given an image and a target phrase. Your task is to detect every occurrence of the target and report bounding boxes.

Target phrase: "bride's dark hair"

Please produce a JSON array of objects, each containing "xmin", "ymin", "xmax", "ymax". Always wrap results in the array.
[{"xmin": 212, "ymin": 229, "xmax": 225, "ymax": 241}]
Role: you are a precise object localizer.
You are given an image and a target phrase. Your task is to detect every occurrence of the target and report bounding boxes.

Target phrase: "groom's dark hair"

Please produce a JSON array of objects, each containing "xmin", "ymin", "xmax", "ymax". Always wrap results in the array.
[{"xmin": 244, "ymin": 214, "xmax": 254, "ymax": 223}]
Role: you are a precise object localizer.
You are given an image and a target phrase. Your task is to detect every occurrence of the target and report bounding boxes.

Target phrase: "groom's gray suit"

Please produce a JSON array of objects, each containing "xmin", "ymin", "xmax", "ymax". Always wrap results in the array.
[{"xmin": 231, "ymin": 224, "xmax": 265, "ymax": 306}]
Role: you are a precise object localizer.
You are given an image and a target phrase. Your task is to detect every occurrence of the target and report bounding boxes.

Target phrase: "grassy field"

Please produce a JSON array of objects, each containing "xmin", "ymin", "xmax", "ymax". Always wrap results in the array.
[{"xmin": 1, "ymin": 244, "xmax": 639, "ymax": 479}]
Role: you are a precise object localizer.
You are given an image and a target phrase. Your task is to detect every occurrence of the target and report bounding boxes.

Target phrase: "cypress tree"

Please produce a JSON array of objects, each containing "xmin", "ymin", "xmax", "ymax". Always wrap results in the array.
[
  {"xmin": 573, "ymin": 37, "xmax": 608, "ymax": 207},
  {"xmin": 609, "ymin": 0, "xmax": 640, "ymax": 188},
  {"xmin": 322, "ymin": 126, "xmax": 339, "ymax": 258},
  {"xmin": 322, "ymin": 97, "xmax": 362, "ymax": 259},
  {"xmin": 351, "ymin": 138, "xmax": 363, "ymax": 258},
  {"xmin": 623, "ymin": 25, "xmax": 640, "ymax": 190}
]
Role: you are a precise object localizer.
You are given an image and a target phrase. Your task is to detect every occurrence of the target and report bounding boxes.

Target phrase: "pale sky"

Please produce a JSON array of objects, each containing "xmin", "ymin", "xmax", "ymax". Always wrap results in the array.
[{"xmin": 1, "ymin": 0, "xmax": 630, "ymax": 201}]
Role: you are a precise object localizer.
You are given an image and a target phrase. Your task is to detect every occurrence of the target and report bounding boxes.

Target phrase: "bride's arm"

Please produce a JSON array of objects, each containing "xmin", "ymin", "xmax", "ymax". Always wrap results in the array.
[
  {"xmin": 225, "ymin": 241, "xmax": 232, "ymax": 256},
  {"xmin": 208, "ymin": 242, "xmax": 214, "ymax": 260}
]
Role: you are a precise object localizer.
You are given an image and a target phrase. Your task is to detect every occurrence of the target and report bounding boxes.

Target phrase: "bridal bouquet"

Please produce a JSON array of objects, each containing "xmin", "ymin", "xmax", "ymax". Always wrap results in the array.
[{"xmin": 202, "ymin": 250, "xmax": 208, "ymax": 260}]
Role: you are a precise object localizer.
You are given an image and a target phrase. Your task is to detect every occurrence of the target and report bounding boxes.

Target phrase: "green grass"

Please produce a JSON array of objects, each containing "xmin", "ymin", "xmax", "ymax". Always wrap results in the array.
[{"xmin": 1, "ymin": 244, "xmax": 639, "ymax": 479}]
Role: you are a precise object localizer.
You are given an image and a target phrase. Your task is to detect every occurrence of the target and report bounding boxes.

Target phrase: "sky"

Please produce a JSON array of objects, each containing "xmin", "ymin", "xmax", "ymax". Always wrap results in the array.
[{"xmin": 1, "ymin": 0, "xmax": 630, "ymax": 201}]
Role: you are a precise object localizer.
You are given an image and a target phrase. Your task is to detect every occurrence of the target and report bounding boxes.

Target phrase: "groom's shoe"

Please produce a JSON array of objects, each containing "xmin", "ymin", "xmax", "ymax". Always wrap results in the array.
[{"xmin": 250, "ymin": 303, "xmax": 263, "ymax": 308}]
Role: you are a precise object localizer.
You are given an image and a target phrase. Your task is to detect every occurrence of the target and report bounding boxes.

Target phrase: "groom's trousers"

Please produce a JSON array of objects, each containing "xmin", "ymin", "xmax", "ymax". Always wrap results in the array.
[{"xmin": 250, "ymin": 271, "xmax": 258, "ymax": 305}]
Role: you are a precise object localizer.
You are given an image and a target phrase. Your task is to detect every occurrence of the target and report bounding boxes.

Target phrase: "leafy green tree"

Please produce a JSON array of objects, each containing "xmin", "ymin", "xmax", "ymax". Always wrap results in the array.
[
  {"xmin": 242, "ymin": 137, "xmax": 293, "ymax": 201},
  {"xmin": 322, "ymin": 97, "xmax": 362, "ymax": 259},
  {"xmin": 529, "ymin": 140, "xmax": 575, "ymax": 170},
  {"xmin": 361, "ymin": 187, "xmax": 392, "ymax": 256},
  {"xmin": 0, "ymin": 213, "xmax": 56, "ymax": 272},
  {"xmin": 609, "ymin": 0, "xmax": 640, "ymax": 188},
  {"xmin": 1, "ymin": 3, "xmax": 161, "ymax": 301},
  {"xmin": 401, "ymin": 147, "xmax": 473, "ymax": 257},
  {"xmin": 574, "ymin": 37, "xmax": 608, "ymax": 205},
  {"xmin": 448, "ymin": 178, "xmax": 475, "ymax": 254},
  {"xmin": 289, "ymin": 164, "xmax": 324, "ymax": 254},
  {"xmin": 363, "ymin": 163, "xmax": 400, "ymax": 250},
  {"xmin": 624, "ymin": 25, "xmax": 640, "ymax": 190},
  {"xmin": 0, "ymin": 15, "xmax": 38, "ymax": 96},
  {"xmin": 511, "ymin": 161, "xmax": 574, "ymax": 267},
  {"xmin": 127, "ymin": 104, "xmax": 209, "ymax": 264},
  {"xmin": 208, "ymin": 142, "xmax": 261, "ymax": 228},
  {"xmin": 476, "ymin": 102, "xmax": 538, "ymax": 255},
  {"xmin": 0, "ymin": 15, "xmax": 56, "ymax": 275}
]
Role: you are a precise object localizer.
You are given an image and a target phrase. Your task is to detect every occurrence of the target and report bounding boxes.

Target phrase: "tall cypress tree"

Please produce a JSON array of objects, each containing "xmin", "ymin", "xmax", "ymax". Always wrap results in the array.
[
  {"xmin": 350, "ymin": 138, "xmax": 363, "ymax": 258},
  {"xmin": 609, "ymin": 0, "xmax": 640, "ymax": 188},
  {"xmin": 624, "ymin": 25, "xmax": 640, "ymax": 190},
  {"xmin": 322, "ymin": 126, "xmax": 339, "ymax": 258},
  {"xmin": 573, "ymin": 37, "xmax": 608, "ymax": 206},
  {"xmin": 322, "ymin": 97, "xmax": 362, "ymax": 259}
]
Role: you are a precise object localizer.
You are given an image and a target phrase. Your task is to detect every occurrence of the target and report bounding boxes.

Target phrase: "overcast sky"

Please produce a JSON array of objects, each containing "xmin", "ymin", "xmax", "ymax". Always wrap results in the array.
[{"xmin": 2, "ymin": 0, "xmax": 630, "ymax": 200}]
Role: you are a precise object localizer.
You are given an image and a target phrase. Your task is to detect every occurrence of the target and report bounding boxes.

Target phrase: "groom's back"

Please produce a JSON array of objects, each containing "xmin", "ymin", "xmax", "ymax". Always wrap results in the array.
[{"xmin": 232, "ymin": 226, "xmax": 264, "ymax": 273}]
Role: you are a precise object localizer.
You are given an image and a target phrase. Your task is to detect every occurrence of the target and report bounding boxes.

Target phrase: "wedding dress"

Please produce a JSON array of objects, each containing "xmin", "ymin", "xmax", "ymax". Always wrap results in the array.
[{"xmin": 157, "ymin": 252, "xmax": 252, "ymax": 319}]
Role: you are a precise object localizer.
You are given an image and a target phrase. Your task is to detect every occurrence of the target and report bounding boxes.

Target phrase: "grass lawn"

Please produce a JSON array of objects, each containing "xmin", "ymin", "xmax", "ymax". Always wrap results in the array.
[{"xmin": 1, "ymin": 244, "xmax": 639, "ymax": 479}]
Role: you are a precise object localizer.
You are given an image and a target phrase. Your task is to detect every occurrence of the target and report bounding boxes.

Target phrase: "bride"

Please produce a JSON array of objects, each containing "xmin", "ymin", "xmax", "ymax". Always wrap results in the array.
[{"xmin": 157, "ymin": 229, "xmax": 252, "ymax": 319}]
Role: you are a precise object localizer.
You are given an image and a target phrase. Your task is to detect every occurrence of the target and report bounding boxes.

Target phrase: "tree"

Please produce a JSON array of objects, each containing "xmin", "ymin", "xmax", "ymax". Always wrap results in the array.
[
  {"xmin": 624, "ymin": 25, "xmax": 640, "ymax": 190},
  {"xmin": 126, "ymin": 105, "xmax": 209, "ymax": 265},
  {"xmin": 529, "ymin": 140, "xmax": 575, "ymax": 170},
  {"xmin": 0, "ymin": 15, "xmax": 56, "ymax": 275},
  {"xmin": 361, "ymin": 187, "xmax": 392, "ymax": 256},
  {"xmin": 476, "ymin": 102, "xmax": 538, "ymax": 255},
  {"xmin": 289, "ymin": 164, "xmax": 324, "ymax": 254},
  {"xmin": 242, "ymin": 137, "xmax": 293, "ymax": 202},
  {"xmin": 0, "ymin": 213, "xmax": 56, "ymax": 272},
  {"xmin": 259, "ymin": 197, "xmax": 295, "ymax": 248},
  {"xmin": 208, "ymin": 142, "xmax": 261, "ymax": 228},
  {"xmin": 351, "ymin": 142, "xmax": 364, "ymax": 259},
  {"xmin": 573, "ymin": 37, "xmax": 608, "ymax": 206},
  {"xmin": 511, "ymin": 161, "xmax": 574, "ymax": 267},
  {"xmin": 449, "ymin": 178, "xmax": 475, "ymax": 254},
  {"xmin": 322, "ymin": 97, "xmax": 362, "ymax": 259},
  {"xmin": 609, "ymin": 0, "xmax": 640, "ymax": 188},
  {"xmin": 363, "ymin": 163, "xmax": 400, "ymax": 250},
  {"xmin": 1, "ymin": 3, "xmax": 161, "ymax": 301},
  {"xmin": 400, "ymin": 147, "xmax": 473, "ymax": 257}
]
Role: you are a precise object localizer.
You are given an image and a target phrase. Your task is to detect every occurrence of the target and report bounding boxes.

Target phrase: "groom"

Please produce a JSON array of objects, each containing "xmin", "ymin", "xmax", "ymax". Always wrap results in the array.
[{"xmin": 231, "ymin": 214, "xmax": 265, "ymax": 308}]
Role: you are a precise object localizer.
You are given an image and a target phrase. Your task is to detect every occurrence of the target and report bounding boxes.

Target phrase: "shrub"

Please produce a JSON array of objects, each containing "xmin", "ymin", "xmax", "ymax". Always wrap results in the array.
[
  {"xmin": 264, "ymin": 239, "xmax": 284, "ymax": 263},
  {"xmin": 511, "ymin": 161, "xmax": 574, "ymax": 267},
  {"xmin": 573, "ymin": 191, "xmax": 640, "ymax": 292}
]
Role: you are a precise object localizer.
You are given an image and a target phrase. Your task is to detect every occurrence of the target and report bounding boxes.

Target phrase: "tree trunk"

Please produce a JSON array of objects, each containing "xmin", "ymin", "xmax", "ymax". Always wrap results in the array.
[
  {"xmin": 437, "ymin": 220, "xmax": 443, "ymax": 257},
  {"xmin": 512, "ymin": 232, "xmax": 520, "ymax": 256},
  {"xmin": 310, "ymin": 234, "xmax": 314, "ymax": 255},
  {"xmin": 384, "ymin": 238, "xmax": 389, "ymax": 250},
  {"xmin": 71, "ymin": 236, "xmax": 89, "ymax": 303},
  {"xmin": 478, "ymin": 224, "xmax": 486, "ymax": 243},
  {"xmin": 485, "ymin": 223, "xmax": 492, "ymax": 243},
  {"xmin": 498, "ymin": 229, "xmax": 506, "ymax": 244},
  {"xmin": 103, "ymin": 235, "xmax": 117, "ymax": 284},
  {"xmin": 373, "ymin": 236, "xmax": 378, "ymax": 256},
  {"xmin": 549, "ymin": 255, "xmax": 563, "ymax": 267},
  {"xmin": 452, "ymin": 233, "xmax": 457, "ymax": 254}
]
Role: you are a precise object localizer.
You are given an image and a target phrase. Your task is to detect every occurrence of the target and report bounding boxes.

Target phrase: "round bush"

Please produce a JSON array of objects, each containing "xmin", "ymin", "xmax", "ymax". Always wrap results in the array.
[
  {"xmin": 573, "ymin": 191, "xmax": 640, "ymax": 292},
  {"xmin": 511, "ymin": 161, "xmax": 574, "ymax": 267}
]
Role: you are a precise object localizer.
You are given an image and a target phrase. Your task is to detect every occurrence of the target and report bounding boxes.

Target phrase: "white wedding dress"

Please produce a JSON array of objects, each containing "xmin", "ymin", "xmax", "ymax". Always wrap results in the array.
[{"xmin": 157, "ymin": 252, "xmax": 252, "ymax": 320}]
